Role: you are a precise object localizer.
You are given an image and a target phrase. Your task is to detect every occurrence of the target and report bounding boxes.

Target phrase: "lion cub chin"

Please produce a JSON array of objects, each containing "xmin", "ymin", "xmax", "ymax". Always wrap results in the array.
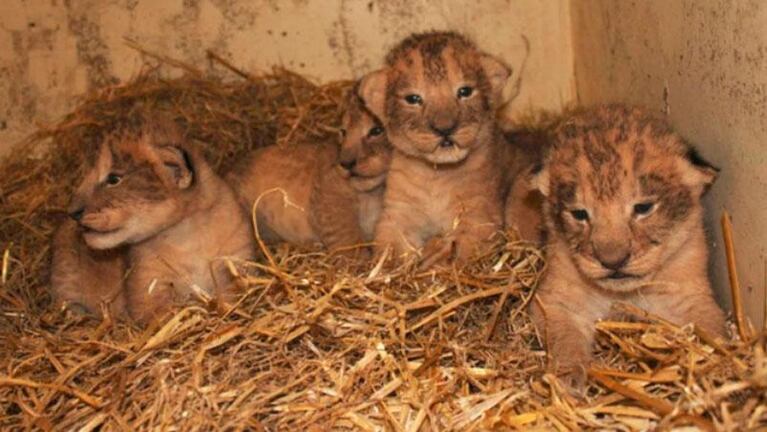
[
  {"xmin": 229, "ymin": 88, "xmax": 392, "ymax": 255},
  {"xmin": 530, "ymin": 105, "xmax": 726, "ymax": 390},
  {"xmin": 359, "ymin": 31, "xmax": 519, "ymax": 264},
  {"xmin": 52, "ymin": 119, "xmax": 254, "ymax": 324}
]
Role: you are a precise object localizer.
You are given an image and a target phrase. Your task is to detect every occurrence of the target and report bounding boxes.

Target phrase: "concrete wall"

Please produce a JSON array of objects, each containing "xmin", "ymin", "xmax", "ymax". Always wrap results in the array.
[
  {"xmin": 0, "ymin": 0, "xmax": 574, "ymax": 158},
  {"xmin": 572, "ymin": 0, "xmax": 767, "ymax": 326}
]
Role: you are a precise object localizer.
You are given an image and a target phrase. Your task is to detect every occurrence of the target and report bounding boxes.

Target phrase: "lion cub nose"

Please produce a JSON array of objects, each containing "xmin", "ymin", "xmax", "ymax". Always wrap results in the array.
[
  {"xmin": 339, "ymin": 159, "xmax": 357, "ymax": 170},
  {"xmin": 596, "ymin": 251, "xmax": 630, "ymax": 270},
  {"xmin": 430, "ymin": 122, "xmax": 457, "ymax": 138},
  {"xmin": 68, "ymin": 207, "xmax": 85, "ymax": 222}
]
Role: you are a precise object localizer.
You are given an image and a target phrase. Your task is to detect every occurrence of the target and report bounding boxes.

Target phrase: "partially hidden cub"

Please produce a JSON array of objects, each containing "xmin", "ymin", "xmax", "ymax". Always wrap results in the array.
[
  {"xmin": 502, "ymin": 127, "xmax": 548, "ymax": 245},
  {"xmin": 530, "ymin": 105, "xmax": 726, "ymax": 389},
  {"xmin": 52, "ymin": 118, "xmax": 254, "ymax": 323},
  {"xmin": 360, "ymin": 31, "xmax": 533, "ymax": 264},
  {"xmin": 229, "ymin": 88, "xmax": 392, "ymax": 254}
]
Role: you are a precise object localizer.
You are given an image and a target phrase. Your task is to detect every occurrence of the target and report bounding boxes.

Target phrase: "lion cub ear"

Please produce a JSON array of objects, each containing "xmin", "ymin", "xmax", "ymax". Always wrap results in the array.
[
  {"xmin": 479, "ymin": 54, "xmax": 511, "ymax": 104},
  {"xmin": 680, "ymin": 147, "xmax": 718, "ymax": 194},
  {"xmin": 156, "ymin": 145, "xmax": 194, "ymax": 190},
  {"xmin": 358, "ymin": 69, "xmax": 388, "ymax": 122},
  {"xmin": 529, "ymin": 163, "xmax": 550, "ymax": 197}
]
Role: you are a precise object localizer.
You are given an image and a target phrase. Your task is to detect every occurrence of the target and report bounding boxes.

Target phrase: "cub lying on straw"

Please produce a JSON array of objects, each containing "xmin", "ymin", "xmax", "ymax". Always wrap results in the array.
[
  {"xmin": 229, "ymin": 87, "xmax": 392, "ymax": 255},
  {"xmin": 51, "ymin": 118, "xmax": 254, "ymax": 323},
  {"xmin": 359, "ymin": 31, "xmax": 534, "ymax": 264},
  {"xmin": 530, "ymin": 105, "xmax": 726, "ymax": 391}
]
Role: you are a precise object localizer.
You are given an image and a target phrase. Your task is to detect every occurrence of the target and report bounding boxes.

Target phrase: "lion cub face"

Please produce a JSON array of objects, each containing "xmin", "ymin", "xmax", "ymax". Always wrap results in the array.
[
  {"xmin": 337, "ymin": 91, "xmax": 392, "ymax": 192},
  {"xmin": 359, "ymin": 31, "xmax": 510, "ymax": 165},
  {"xmin": 534, "ymin": 106, "xmax": 717, "ymax": 292},
  {"xmin": 68, "ymin": 123, "xmax": 194, "ymax": 250}
]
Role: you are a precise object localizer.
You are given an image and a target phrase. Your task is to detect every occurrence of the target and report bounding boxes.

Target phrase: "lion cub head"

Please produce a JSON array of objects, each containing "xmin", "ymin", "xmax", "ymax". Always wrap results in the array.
[
  {"xmin": 534, "ymin": 105, "xmax": 718, "ymax": 292},
  {"xmin": 337, "ymin": 87, "xmax": 392, "ymax": 192},
  {"xmin": 359, "ymin": 31, "xmax": 510, "ymax": 165},
  {"xmin": 68, "ymin": 119, "xmax": 197, "ymax": 250}
]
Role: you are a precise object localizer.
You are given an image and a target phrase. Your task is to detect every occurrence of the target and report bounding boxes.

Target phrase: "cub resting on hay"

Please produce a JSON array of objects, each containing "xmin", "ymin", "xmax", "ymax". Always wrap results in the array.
[
  {"xmin": 229, "ymin": 87, "xmax": 392, "ymax": 255},
  {"xmin": 530, "ymin": 105, "xmax": 726, "ymax": 391},
  {"xmin": 51, "ymin": 118, "xmax": 255, "ymax": 323},
  {"xmin": 359, "ymin": 31, "xmax": 536, "ymax": 263}
]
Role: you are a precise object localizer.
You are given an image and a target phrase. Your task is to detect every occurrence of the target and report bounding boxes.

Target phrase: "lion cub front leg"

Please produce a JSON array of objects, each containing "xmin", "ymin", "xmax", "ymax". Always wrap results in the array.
[
  {"xmin": 310, "ymin": 168, "xmax": 368, "ymax": 257},
  {"xmin": 50, "ymin": 219, "xmax": 128, "ymax": 318},
  {"xmin": 645, "ymin": 285, "xmax": 727, "ymax": 339},
  {"xmin": 125, "ymin": 267, "xmax": 177, "ymax": 324},
  {"xmin": 450, "ymin": 198, "xmax": 503, "ymax": 263},
  {"xmin": 532, "ymin": 293, "xmax": 598, "ymax": 393},
  {"xmin": 374, "ymin": 205, "xmax": 428, "ymax": 261}
]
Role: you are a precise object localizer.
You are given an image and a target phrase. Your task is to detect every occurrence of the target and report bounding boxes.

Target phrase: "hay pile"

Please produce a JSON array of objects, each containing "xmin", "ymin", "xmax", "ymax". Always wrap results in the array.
[{"xmin": 0, "ymin": 54, "xmax": 765, "ymax": 431}]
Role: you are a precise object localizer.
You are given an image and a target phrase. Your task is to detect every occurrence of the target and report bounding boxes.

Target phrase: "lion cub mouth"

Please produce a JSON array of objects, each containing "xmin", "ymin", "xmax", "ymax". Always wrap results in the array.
[
  {"xmin": 81, "ymin": 225, "xmax": 120, "ymax": 235},
  {"xmin": 604, "ymin": 271, "xmax": 637, "ymax": 280}
]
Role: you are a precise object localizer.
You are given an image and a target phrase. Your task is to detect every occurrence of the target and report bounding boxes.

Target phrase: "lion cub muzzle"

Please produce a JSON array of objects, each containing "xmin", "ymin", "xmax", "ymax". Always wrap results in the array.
[
  {"xmin": 591, "ymin": 222, "xmax": 632, "ymax": 274},
  {"xmin": 427, "ymin": 103, "xmax": 460, "ymax": 148}
]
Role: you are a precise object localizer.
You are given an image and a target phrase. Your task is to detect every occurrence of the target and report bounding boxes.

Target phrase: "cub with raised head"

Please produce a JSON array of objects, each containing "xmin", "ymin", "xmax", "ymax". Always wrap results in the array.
[
  {"xmin": 358, "ymin": 31, "xmax": 519, "ymax": 263},
  {"xmin": 530, "ymin": 105, "xmax": 726, "ymax": 389},
  {"xmin": 64, "ymin": 119, "xmax": 254, "ymax": 323},
  {"xmin": 230, "ymin": 88, "xmax": 392, "ymax": 254}
]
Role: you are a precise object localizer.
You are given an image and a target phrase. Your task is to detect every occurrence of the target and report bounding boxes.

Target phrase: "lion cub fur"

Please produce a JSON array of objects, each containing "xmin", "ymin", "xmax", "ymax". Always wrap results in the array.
[
  {"xmin": 530, "ymin": 105, "xmax": 726, "ymax": 389},
  {"xmin": 229, "ymin": 91, "xmax": 391, "ymax": 253},
  {"xmin": 51, "ymin": 119, "xmax": 254, "ymax": 323},
  {"xmin": 50, "ymin": 219, "xmax": 127, "ymax": 318},
  {"xmin": 360, "ymin": 31, "xmax": 533, "ymax": 263}
]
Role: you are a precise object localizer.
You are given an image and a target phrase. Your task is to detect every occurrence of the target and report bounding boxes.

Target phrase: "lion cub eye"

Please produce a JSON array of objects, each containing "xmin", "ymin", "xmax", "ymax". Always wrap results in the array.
[
  {"xmin": 404, "ymin": 94, "xmax": 423, "ymax": 105},
  {"xmin": 368, "ymin": 126, "xmax": 384, "ymax": 137},
  {"xmin": 633, "ymin": 202, "xmax": 655, "ymax": 216},
  {"xmin": 105, "ymin": 173, "xmax": 122, "ymax": 186},
  {"xmin": 339, "ymin": 128, "xmax": 347, "ymax": 138},
  {"xmin": 457, "ymin": 86, "xmax": 474, "ymax": 99},
  {"xmin": 570, "ymin": 209, "xmax": 589, "ymax": 222}
]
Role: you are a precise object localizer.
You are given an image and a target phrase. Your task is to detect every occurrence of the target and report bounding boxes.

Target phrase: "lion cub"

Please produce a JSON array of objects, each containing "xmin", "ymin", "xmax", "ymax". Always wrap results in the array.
[
  {"xmin": 56, "ymin": 118, "xmax": 254, "ymax": 323},
  {"xmin": 502, "ymin": 128, "xmax": 548, "ymax": 245},
  {"xmin": 530, "ymin": 105, "xmax": 726, "ymax": 388},
  {"xmin": 359, "ymin": 31, "xmax": 518, "ymax": 263},
  {"xmin": 229, "ymin": 89, "xmax": 392, "ymax": 253}
]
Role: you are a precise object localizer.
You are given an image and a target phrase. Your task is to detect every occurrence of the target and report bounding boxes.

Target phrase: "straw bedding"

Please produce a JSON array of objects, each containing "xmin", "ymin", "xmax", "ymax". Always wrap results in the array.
[{"xmin": 0, "ymin": 53, "xmax": 765, "ymax": 431}]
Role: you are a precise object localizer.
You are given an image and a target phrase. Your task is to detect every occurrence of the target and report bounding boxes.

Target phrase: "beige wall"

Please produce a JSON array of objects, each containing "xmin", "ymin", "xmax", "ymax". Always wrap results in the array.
[
  {"xmin": 572, "ymin": 0, "xmax": 767, "ymax": 326},
  {"xmin": 0, "ymin": 0, "xmax": 574, "ymax": 158}
]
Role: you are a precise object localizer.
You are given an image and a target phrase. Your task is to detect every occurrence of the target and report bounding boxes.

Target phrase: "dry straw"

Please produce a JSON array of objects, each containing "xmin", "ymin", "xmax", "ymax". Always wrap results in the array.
[{"xmin": 0, "ymin": 50, "xmax": 764, "ymax": 431}]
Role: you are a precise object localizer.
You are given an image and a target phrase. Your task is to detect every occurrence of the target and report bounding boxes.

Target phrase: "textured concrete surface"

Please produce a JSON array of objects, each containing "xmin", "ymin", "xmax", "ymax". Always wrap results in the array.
[
  {"xmin": 0, "ymin": 0, "xmax": 574, "ymax": 157},
  {"xmin": 572, "ymin": 0, "xmax": 767, "ymax": 325}
]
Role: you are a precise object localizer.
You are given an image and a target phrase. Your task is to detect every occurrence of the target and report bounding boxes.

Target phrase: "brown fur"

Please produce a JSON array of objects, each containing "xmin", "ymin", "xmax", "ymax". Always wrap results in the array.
[
  {"xmin": 50, "ymin": 219, "xmax": 127, "ymax": 318},
  {"xmin": 228, "ymin": 91, "xmax": 392, "ymax": 253},
  {"xmin": 530, "ymin": 105, "xmax": 726, "ymax": 389},
  {"xmin": 61, "ymin": 119, "xmax": 254, "ymax": 323},
  {"xmin": 501, "ymin": 128, "xmax": 547, "ymax": 244},
  {"xmin": 359, "ymin": 31, "xmax": 517, "ymax": 263}
]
